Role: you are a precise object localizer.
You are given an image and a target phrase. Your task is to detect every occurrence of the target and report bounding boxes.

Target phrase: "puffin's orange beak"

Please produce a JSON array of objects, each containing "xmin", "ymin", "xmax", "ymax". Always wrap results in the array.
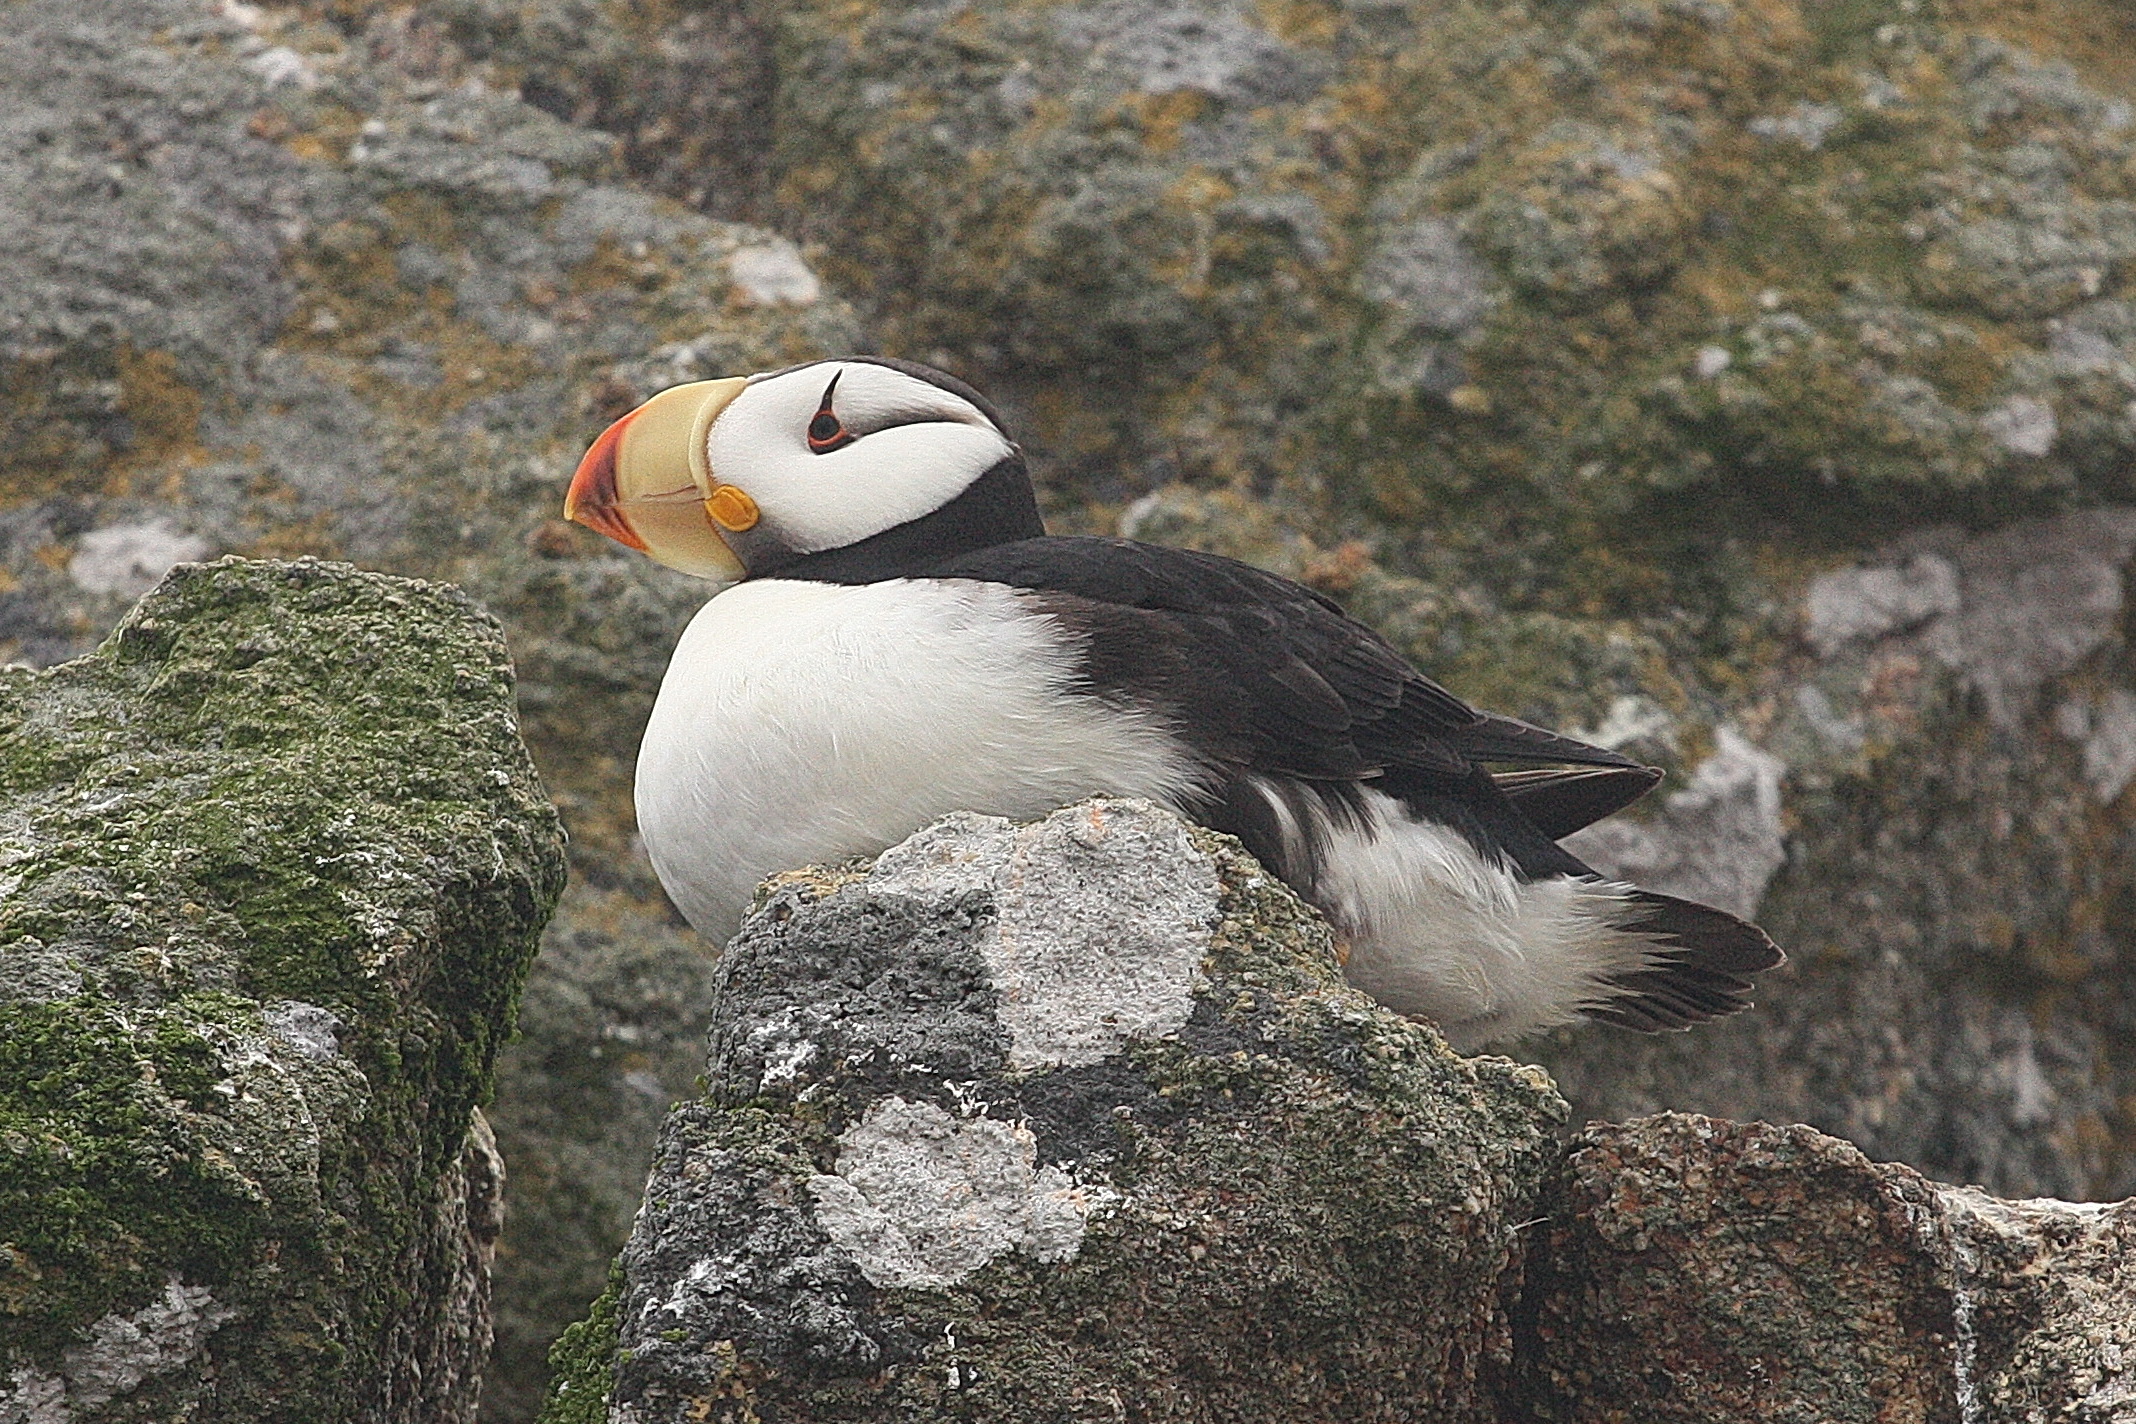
[
  {"xmin": 565, "ymin": 409, "xmax": 650, "ymax": 552},
  {"xmin": 564, "ymin": 377, "xmax": 751, "ymax": 582}
]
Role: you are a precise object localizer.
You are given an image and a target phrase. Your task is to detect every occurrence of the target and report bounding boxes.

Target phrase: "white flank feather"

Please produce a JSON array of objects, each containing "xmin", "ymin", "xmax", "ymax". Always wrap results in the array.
[{"xmin": 1303, "ymin": 786, "xmax": 1669, "ymax": 1050}]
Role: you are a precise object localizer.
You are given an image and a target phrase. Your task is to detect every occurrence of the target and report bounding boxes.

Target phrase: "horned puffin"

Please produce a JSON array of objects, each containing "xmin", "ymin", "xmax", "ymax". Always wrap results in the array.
[{"xmin": 564, "ymin": 355, "xmax": 1781, "ymax": 1050}]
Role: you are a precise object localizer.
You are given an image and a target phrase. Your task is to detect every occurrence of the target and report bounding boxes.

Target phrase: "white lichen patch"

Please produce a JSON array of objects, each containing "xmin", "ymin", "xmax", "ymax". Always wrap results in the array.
[
  {"xmin": 1923, "ymin": 510, "xmax": 2136, "ymax": 728},
  {"xmin": 66, "ymin": 523, "xmax": 211, "ymax": 602},
  {"xmin": 2055, "ymin": 689, "xmax": 2136, "ymax": 802},
  {"xmin": 807, "ymin": 1096, "xmax": 1116, "ymax": 1289},
  {"xmin": 725, "ymin": 242, "xmax": 822, "ymax": 306},
  {"xmin": 263, "ymin": 999, "xmax": 342, "ymax": 1061},
  {"xmin": 1980, "ymin": 394, "xmax": 2057, "ymax": 457},
  {"xmin": 869, "ymin": 799, "xmax": 1219, "ymax": 1070},
  {"xmin": 0, "ymin": 1277, "xmax": 238, "ymax": 1422},
  {"xmin": 1804, "ymin": 552, "xmax": 1961, "ymax": 657},
  {"xmin": 1803, "ymin": 511, "xmax": 2136, "ymax": 732}
]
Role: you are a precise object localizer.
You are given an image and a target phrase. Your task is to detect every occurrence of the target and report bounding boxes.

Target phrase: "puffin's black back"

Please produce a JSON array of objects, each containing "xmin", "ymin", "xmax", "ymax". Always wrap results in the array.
[{"xmin": 926, "ymin": 535, "xmax": 1784, "ymax": 1033}]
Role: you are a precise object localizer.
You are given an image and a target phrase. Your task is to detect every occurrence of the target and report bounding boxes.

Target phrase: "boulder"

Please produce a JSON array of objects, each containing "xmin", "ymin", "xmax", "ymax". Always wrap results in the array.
[
  {"xmin": 1518, "ymin": 1113, "xmax": 2136, "ymax": 1423},
  {"xmin": 541, "ymin": 800, "xmax": 1568, "ymax": 1422},
  {"xmin": 0, "ymin": 557, "xmax": 565, "ymax": 1423},
  {"xmin": 0, "ymin": 4, "xmax": 859, "ymax": 1413},
  {"xmin": 544, "ymin": 805, "xmax": 2136, "ymax": 1423}
]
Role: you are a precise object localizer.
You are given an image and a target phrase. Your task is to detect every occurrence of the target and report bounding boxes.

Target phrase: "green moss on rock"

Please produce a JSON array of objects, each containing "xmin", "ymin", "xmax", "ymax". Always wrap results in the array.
[
  {"xmin": 537, "ymin": 1261, "xmax": 622, "ymax": 1424},
  {"xmin": 0, "ymin": 556, "xmax": 565, "ymax": 1422}
]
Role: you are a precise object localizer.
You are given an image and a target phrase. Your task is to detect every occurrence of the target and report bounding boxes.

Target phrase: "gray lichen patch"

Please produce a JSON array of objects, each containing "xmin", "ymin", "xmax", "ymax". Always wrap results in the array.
[
  {"xmin": 869, "ymin": 801, "xmax": 1219, "ymax": 1069},
  {"xmin": 0, "ymin": 1277, "xmax": 239, "ymax": 1421},
  {"xmin": 806, "ymin": 1096, "xmax": 1115, "ymax": 1288},
  {"xmin": 0, "ymin": 556, "xmax": 565, "ymax": 1422},
  {"xmin": 1801, "ymin": 508, "xmax": 2136, "ymax": 730},
  {"xmin": 558, "ymin": 800, "xmax": 1568, "ymax": 1423},
  {"xmin": 1565, "ymin": 727, "xmax": 1787, "ymax": 921}
]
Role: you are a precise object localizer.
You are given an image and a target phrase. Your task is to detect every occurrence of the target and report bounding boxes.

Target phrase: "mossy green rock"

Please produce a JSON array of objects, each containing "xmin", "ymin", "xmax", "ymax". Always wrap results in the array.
[
  {"xmin": 0, "ymin": 5, "xmax": 862, "ymax": 1414},
  {"xmin": 542, "ymin": 801, "xmax": 1566, "ymax": 1423},
  {"xmin": 0, "ymin": 556, "xmax": 565, "ymax": 1422}
]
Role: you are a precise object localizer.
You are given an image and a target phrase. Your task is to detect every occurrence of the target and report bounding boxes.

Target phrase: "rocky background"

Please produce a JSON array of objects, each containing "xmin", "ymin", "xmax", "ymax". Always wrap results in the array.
[{"xmin": 5, "ymin": 0, "xmax": 2135, "ymax": 1417}]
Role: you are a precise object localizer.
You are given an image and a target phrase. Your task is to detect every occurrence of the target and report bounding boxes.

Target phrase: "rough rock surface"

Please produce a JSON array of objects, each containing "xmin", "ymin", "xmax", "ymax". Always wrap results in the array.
[
  {"xmin": 1539, "ymin": 506, "xmax": 2136, "ymax": 1203},
  {"xmin": 755, "ymin": 0, "xmax": 2136, "ymax": 532},
  {"xmin": 540, "ymin": 800, "xmax": 1568, "ymax": 1423},
  {"xmin": 544, "ymin": 810, "xmax": 2136, "ymax": 1424},
  {"xmin": 16, "ymin": 0, "xmax": 2136, "ymax": 1416},
  {"xmin": 1518, "ymin": 1113, "xmax": 2136, "ymax": 1423},
  {"xmin": 0, "ymin": 3, "xmax": 858, "ymax": 1414},
  {"xmin": 0, "ymin": 557, "xmax": 564, "ymax": 1422}
]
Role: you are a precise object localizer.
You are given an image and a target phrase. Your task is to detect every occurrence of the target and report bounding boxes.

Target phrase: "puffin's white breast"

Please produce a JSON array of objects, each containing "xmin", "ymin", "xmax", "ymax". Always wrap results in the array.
[{"xmin": 635, "ymin": 577, "xmax": 1202, "ymax": 943}]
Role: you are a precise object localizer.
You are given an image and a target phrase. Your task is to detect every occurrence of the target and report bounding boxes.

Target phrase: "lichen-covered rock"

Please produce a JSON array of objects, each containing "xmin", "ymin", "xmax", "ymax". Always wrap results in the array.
[
  {"xmin": 765, "ymin": 0, "xmax": 2136, "ymax": 535},
  {"xmin": 542, "ymin": 800, "xmax": 1568, "ymax": 1423},
  {"xmin": 1516, "ymin": 1113, "xmax": 2136, "ymax": 1424},
  {"xmin": 0, "ymin": 4, "xmax": 862, "ymax": 1413},
  {"xmin": 417, "ymin": 0, "xmax": 778, "ymax": 220},
  {"xmin": 0, "ymin": 556, "xmax": 565, "ymax": 1422}
]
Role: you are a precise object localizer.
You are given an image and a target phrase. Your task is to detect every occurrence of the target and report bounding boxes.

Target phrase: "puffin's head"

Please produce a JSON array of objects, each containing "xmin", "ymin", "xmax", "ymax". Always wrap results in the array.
[{"xmin": 563, "ymin": 356, "xmax": 1034, "ymax": 582}]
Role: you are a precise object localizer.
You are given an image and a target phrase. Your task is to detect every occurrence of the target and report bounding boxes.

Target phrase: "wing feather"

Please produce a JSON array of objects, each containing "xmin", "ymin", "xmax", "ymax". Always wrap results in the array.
[{"xmin": 930, "ymin": 536, "xmax": 1641, "ymax": 790}]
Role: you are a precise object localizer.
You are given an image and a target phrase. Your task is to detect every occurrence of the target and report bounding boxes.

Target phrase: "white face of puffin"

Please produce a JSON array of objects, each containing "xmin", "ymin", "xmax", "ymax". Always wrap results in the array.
[{"xmin": 563, "ymin": 358, "xmax": 1015, "ymax": 582}]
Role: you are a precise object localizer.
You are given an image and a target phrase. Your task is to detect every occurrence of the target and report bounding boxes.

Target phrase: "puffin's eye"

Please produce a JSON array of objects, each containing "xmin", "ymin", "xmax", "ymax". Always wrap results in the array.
[
  {"xmin": 805, "ymin": 371, "xmax": 854, "ymax": 454},
  {"xmin": 807, "ymin": 410, "xmax": 847, "ymax": 452}
]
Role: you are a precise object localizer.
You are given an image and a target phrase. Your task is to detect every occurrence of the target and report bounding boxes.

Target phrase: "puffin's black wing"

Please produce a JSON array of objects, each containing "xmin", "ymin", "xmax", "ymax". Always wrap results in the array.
[
  {"xmin": 929, "ymin": 536, "xmax": 1781, "ymax": 1033},
  {"xmin": 1492, "ymin": 765, "xmax": 1664, "ymax": 839},
  {"xmin": 928, "ymin": 536, "xmax": 1649, "ymax": 788}
]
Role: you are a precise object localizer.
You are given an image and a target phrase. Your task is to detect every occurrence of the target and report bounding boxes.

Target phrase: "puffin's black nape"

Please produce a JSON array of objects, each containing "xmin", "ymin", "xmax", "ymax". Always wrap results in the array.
[{"xmin": 758, "ymin": 455, "xmax": 1046, "ymax": 584}]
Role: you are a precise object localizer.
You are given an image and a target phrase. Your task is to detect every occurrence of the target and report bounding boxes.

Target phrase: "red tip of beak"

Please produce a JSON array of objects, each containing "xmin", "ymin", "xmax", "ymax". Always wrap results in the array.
[{"xmin": 564, "ymin": 409, "xmax": 650, "ymax": 552}]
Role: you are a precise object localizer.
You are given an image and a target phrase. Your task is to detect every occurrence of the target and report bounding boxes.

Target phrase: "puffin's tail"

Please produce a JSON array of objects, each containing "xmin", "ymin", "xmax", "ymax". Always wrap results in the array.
[{"xmin": 1583, "ymin": 890, "xmax": 1785, "ymax": 1033}]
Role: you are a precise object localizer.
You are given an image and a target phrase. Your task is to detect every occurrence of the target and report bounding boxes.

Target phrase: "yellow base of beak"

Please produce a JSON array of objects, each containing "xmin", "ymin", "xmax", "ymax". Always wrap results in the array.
[{"xmin": 566, "ymin": 377, "xmax": 750, "ymax": 582}]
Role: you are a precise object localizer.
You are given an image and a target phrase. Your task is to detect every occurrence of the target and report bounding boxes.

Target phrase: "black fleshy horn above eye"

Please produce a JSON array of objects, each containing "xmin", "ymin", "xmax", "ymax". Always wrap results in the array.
[{"xmin": 806, "ymin": 371, "xmax": 854, "ymax": 453}]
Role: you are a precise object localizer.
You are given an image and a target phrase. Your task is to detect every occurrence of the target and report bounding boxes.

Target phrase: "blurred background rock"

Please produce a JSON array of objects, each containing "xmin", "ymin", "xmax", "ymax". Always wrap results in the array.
[{"xmin": 4, "ymin": 0, "xmax": 2133, "ymax": 1416}]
